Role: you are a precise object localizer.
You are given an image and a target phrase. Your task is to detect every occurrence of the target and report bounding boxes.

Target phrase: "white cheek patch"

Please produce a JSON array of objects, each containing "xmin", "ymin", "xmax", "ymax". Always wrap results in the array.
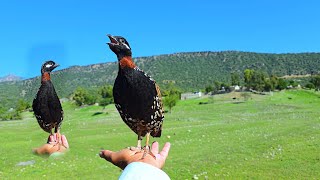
[
  {"xmin": 46, "ymin": 64, "xmax": 53, "ymax": 68},
  {"xmin": 124, "ymin": 44, "xmax": 130, "ymax": 50}
]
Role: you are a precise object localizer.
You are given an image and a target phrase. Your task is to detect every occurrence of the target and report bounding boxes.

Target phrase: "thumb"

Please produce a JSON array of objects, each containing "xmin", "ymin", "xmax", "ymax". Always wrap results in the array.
[{"xmin": 99, "ymin": 150, "xmax": 114, "ymax": 162}]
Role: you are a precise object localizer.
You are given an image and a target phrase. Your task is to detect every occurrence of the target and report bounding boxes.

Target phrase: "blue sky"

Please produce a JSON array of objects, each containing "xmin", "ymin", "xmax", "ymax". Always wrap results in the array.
[{"xmin": 0, "ymin": 0, "xmax": 319, "ymax": 78}]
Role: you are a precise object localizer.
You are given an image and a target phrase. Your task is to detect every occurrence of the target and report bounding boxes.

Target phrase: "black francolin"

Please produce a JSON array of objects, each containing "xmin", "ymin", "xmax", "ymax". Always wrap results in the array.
[
  {"xmin": 32, "ymin": 60, "xmax": 64, "ymax": 145},
  {"xmin": 107, "ymin": 35, "xmax": 164, "ymax": 158}
]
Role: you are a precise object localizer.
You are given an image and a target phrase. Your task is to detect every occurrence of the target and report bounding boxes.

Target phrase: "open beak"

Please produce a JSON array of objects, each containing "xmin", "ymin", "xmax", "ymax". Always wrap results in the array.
[{"xmin": 107, "ymin": 34, "xmax": 119, "ymax": 46}]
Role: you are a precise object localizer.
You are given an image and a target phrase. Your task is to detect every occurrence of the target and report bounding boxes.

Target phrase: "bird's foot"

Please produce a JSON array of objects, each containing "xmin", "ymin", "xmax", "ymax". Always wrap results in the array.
[
  {"xmin": 128, "ymin": 146, "xmax": 155, "ymax": 159},
  {"xmin": 141, "ymin": 145, "xmax": 156, "ymax": 160},
  {"xmin": 48, "ymin": 133, "xmax": 67, "ymax": 151},
  {"xmin": 128, "ymin": 146, "xmax": 142, "ymax": 151}
]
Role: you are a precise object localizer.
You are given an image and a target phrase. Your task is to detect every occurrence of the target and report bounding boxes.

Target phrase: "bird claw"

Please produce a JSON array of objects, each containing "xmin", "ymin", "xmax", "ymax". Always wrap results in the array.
[
  {"xmin": 140, "ymin": 145, "xmax": 156, "ymax": 160},
  {"xmin": 128, "ymin": 146, "xmax": 155, "ymax": 159},
  {"xmin": 128, "ymin": 146, "xmax": 142, "ymax": 151}
]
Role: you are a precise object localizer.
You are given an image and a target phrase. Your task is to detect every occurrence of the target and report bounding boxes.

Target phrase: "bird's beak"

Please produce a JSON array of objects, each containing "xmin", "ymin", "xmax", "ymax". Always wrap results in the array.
[
  {"xmin": 52, "ymin": 64, "xmax": 60, "ymax": 69},
  {"xmin": 107, "ymin": 34, "xmax": 119, "ymax": 45}
]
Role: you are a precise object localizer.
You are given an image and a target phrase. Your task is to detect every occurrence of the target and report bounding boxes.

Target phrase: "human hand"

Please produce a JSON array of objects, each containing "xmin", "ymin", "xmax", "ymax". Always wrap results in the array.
[
  {"xmin": 99, "ymin": 141, "xmax": 171, "ymax": 170},
  {"xmin": 33, "ymin": 133, "xmax": 69, "ymax": 155}
]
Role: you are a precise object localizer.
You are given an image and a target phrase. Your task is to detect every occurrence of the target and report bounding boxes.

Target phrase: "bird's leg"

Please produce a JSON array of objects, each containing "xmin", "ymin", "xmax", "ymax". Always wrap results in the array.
[
  {"xmin": 130, "ymin": 135, "xmax": 142, "ymax": 151},
  {"xmin": 137, "ymin": 135, "xmax": 142, "ymax": 149},
  {"xmin": 141, "ymin": 132, "xmax": 156, "ymax": 159}
]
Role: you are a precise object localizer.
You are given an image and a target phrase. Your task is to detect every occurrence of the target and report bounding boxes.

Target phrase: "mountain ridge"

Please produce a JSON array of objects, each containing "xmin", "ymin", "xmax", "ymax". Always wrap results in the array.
[
  {"xmin": 1, "ymin": 50, "xmax": 320, "ymax": 109},
  {"xmin": 0, "ymin": 74, "xmax": 23, "ymax": 82}
]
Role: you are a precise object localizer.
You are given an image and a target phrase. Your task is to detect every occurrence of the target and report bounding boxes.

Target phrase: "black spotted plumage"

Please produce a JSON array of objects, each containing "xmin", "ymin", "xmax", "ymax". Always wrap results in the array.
[
  {"xmin": 32, "ymin": 61, "xmax": 63, "ymax": 135},
  {"xmin": 107, "ymin": 35, "xmax": 164, "ymax": 149},
  {"xmin": 114, "ymin": 66, "xmax": 164, "ymax": 137}
]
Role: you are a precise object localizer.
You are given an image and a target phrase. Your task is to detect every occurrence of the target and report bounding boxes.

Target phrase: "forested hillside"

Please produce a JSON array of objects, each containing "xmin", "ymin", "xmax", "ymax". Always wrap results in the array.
[{"xmin": 1, "ymin": 51, "xmax": 320, "ymax": 109}]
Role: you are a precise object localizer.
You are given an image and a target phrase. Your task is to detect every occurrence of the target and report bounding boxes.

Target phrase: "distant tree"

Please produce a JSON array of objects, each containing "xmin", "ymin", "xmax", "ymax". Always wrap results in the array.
[
  {"xmin": 305, "ymin": 83, "xmax": 315, "ymax": 89},
  {"xmin": 9, "ymin": 110, "xmax": 21, "ymax": 120},
  {"xmin": 263, "ymin": 79, "xmax": 273, "ymax": 91},
  {"xmin": 244, "ymin": 69, "xmax": 254, "ymax": 89},
  {"xmin": 98, "ymin": 85, "xmax": 113, "ymax": 109},
  {"xmin": 98, "ymin": 85, "xmax": 113, "ymax": 99},
  {"xmin": 221, "ymin": 83, "xmax": 231, "ymax": 92},
  {"xmin": 72, "ymin": 87, "xmax": 87, "ymax": 106},
  {"xmin": 251, "ymin": 71, "xmax": 266, "ymax": 91},
  {"xmin": 0, "ymin": 106, "xmax": 5, "ymax": 121},
  {"xmin": 0, "ymin": 105, "xmax": 5, "ymax": 115},
  {"xmin": 288, "ymin": 80, "xmax": 298, "ymax": 88},
  {"xmin": 84, "ymin": 93, "xmax": 97, "ymax": 105},
  {"xmin": 0, "ymin": 109, "xmax": 21, "ymax": 121},
  {"xmin": 162, "ymin": 82, "xmax": 181, "ymax": 98},
  {"xmin": 231, "ymin": 72, "xmax": 240, "ymax": 86},
  {"xmin": 163, "ymin": 83, "xmax": 180, "ymax": 113},
  {"xmin": 99, "ymin": 98, "xmax": 112, "ymax": 109},
  {"xmin": 277, "ymin": 79, "xmax": 287, "ymax": 90},
  {"xmin": 205, "ymin": 85, "xmax": 213, "ymax": 94},
  {"xmin": 164, "ymin": 94, "xmax": 179, "ymax": 113},
  {"xmin": 213, "ymin": 81, "xmax": 222, "ymax": 93},
  {"xmin": 16, "ymin": 99, "xmax": 31, "ymax": 112},
  {"xmin": 270, "ymin": 75, "xmax": 278, "ymax": 90},
  {"xmin": 310, "ymin": 75, "xmax": 320, "ymax": 91}
]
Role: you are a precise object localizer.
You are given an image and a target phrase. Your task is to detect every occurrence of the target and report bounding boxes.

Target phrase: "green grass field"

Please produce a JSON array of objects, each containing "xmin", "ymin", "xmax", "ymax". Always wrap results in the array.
[{"xmin": 1, "ymin": 90, "xmax": 319, "ymax": 179}]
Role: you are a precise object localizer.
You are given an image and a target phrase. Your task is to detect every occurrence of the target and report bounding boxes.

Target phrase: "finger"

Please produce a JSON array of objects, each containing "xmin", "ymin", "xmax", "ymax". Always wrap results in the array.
[
  {"xmin": 99, "ymin": 150, "xmax": 113, "ymax": 162},
  {"xmin": 58, "ymin": 133, "xmax": 62, "ymax": 144},
  {"xmin": 159, "ymin": 142, "xmax": 171, "ymax": 159},
  {"xmin": 151, "ymin": 141, "xmax": 159, "ymax": 155},
  {"xmin": 61, "ymin": 135, "xmax": 69, "ymax": 148},
  {"xmin": 53, "ymin": 133, "xmax": 58, "ymax": 142},
  {"xmin": 47, "ymin": 134, "xmax": 54, "ymax": 144}
]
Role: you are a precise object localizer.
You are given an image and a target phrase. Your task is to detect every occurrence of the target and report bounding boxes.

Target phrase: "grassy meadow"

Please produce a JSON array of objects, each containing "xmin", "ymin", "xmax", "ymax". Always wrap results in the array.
[{"xmin": 0, "ymin": 90, "xmax": 319, "ymax": 179}]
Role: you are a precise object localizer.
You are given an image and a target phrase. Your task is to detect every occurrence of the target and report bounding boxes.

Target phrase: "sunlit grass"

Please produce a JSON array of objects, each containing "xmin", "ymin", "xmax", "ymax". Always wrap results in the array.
[{"xmin": 1, "ymin": 90, "xmax": 319, "ymax": 179}]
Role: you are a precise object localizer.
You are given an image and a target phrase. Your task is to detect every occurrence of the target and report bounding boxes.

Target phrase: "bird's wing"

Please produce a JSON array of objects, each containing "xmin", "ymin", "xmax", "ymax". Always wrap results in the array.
[
  {"xmin": 155, "ymin": 83, "xmax": 164, "ymax": 118},
  {"xmin": 33, "ymin": 85, "xmax": 52, "ymax": 133},
  {"xmin": 131, "ymin": 68, "xmax": 164, "ymax": 137},
  {"xmin": 47, "ymin": 83, "xmax": 64, "ymax": 130}
]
